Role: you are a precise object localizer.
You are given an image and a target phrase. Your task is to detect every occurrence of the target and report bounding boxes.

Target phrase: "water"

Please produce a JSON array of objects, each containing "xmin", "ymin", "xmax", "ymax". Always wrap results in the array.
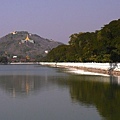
[{"xmin": 0, "ymin": 65, "xmax": 120, "ymax": 120}]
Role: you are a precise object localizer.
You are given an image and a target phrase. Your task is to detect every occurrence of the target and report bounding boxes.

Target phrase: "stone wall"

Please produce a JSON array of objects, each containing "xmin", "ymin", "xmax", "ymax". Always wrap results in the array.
[{"xmin": 40, "ymin": 62, "xmax": 120, "ymax": 76}]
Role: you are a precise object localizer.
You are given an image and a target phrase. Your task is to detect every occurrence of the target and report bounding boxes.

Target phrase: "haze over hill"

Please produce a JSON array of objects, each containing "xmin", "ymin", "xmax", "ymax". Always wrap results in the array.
[{"xmin": 0, "ymin": 31, "xmax": 63, "ymax": 61}]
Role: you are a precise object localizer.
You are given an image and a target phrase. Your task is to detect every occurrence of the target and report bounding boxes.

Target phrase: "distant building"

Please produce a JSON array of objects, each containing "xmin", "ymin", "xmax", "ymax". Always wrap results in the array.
[
  {"xmin": 11, "ymin": 31, "xmax": 17, "ymax": 35},
  {"xmin": 13, "ymin": 56, "xmax": 17, "ymax": 58},
  {"xmin": 21, "ymin": 34, "xmax": 34, "ymax": 43},
  {"xmin": 45, "ymin": 50, "xmax": 48, "ymax": 54}
]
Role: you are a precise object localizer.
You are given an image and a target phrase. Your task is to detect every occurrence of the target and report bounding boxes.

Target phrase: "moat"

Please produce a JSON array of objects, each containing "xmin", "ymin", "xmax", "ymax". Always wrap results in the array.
[{"xmin": 0, "ymin": 65, "xmax": 120, "ymax": 120}]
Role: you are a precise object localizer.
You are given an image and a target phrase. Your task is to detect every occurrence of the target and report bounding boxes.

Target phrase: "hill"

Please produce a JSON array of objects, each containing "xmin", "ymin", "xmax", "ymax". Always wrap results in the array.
[{"xmin": 0, "ymin": 31, "xmax": 63, "ymax": 61}]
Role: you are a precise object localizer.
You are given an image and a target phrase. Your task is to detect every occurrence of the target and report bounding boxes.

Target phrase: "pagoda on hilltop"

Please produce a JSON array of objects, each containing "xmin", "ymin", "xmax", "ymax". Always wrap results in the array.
[{"xmin": 21, "ymin": 34, "xmax": 34, "ymax": 43}]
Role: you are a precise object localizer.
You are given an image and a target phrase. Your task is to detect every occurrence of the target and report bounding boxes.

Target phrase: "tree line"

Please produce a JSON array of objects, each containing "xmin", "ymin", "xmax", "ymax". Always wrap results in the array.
[
  {"xmin": 0, "ymin": 56, "xmax": 8, "ymax": 64},
  {"xmin": 43, "ymin": 19, "xmax": 120, "ymax": 62}
]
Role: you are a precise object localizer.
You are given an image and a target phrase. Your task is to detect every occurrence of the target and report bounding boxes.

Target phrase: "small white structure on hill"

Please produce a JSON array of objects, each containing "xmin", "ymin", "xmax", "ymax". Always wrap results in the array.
[
  {"xmin": 13, "ymin": 56, "xmax": 17, "ymax": 58},
  {"xmin": 45, "ymin": 50, "xmax": 48, "ymax": 54},
  {"xmin": 11, "ymin": 31, "xmax": 17, "ymax": 35}
]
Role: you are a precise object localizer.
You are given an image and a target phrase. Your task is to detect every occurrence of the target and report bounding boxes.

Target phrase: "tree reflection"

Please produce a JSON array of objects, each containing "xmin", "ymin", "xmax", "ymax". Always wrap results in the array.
[{"xmin": 67, "ymin": 75, "xmax": 120, "ymax": 120}]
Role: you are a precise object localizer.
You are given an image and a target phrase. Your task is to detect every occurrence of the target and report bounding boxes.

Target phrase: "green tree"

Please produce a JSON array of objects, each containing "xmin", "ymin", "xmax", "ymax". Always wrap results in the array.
[{"xmin": 45, "ymin": 19, "xmax": 120, "ymax": 62}]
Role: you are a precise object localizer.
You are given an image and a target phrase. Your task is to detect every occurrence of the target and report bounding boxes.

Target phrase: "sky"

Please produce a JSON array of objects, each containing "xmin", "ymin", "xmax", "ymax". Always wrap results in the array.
[{"xmin": 0, "ymin": 0, "xmax": 120, "ymax": 44}]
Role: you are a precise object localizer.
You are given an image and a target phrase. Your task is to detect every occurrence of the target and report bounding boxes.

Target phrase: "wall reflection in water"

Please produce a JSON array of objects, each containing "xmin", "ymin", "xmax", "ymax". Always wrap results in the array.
[{"xmin": 0, "ymin": 75, "xmax": 50, "ymax": 97}]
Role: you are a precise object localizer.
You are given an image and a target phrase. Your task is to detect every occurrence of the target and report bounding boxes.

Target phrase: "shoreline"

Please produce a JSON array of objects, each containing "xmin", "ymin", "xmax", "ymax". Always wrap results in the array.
[
  {"xmin": 66, "ymin": 66, "xmax": 120, "ymax": 76},
  {"xmin": 65, "ymin": 66, "xmax": 120, "ymax": 76}
]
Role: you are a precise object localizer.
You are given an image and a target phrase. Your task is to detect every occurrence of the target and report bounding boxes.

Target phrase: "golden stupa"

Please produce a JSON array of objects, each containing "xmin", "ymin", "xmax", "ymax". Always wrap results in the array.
[
  {"xmin": 25, "ymin": 35, "xmax": 30, "ymax": 41},
  {"xmin": 21, "ymin": 34, "xmax": 34, "ymax": 43}
]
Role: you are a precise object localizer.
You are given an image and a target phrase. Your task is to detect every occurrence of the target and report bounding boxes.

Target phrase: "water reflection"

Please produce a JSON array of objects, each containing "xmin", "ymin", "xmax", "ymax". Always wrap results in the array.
[
  {"xmin": 0, "ymin": 75, "xmax": 38, "ymax": 97},
  {"xmin": 65, "ymin": 75, "xmax": 120, "ymax": 120},
  {"xmin": 0, "ymin": 75, "xmax": 67, "ymax": 98},
  {"xmin": 0, "ymin": 65, "xmax": 120, "ymax": 120}
]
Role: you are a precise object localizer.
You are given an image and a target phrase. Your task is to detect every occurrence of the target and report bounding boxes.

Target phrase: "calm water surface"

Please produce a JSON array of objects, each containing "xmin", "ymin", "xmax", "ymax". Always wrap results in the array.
[{"xmin": 0, "ymin": 65, "xmax": 120, "ymax": 120}]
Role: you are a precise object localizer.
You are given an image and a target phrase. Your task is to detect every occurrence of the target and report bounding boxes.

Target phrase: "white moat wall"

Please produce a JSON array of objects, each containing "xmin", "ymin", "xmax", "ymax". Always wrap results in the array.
[{"xmin": 39, "ymin": 62, "xmax": 120, "ymax": 72}]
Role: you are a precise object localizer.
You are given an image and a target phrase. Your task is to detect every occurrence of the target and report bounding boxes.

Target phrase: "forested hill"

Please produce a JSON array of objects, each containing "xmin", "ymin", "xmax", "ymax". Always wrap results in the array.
[
  {"xmin": 44, "ymin": 19, "xmax": 120, "ymax": 62},
  {"xmin": 0, "ymin": 31, "xmax": 63, "ymax": 61}
]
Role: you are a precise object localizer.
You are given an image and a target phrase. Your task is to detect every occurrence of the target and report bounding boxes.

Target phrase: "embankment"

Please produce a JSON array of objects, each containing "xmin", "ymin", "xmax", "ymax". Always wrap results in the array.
[{"xmin": 39, "ymin": 62, "xmax": 120, "ymax": 76}]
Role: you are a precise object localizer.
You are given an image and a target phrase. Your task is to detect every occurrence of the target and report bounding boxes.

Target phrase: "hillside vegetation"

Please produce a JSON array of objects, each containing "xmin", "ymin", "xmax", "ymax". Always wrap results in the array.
[
  {"xmin": 44, "ymin": 19, "xmax": 120, "ymax": 62},
  {"xmin": 0, "ymin": 31, "xmax": 63, "ymax": 62}
]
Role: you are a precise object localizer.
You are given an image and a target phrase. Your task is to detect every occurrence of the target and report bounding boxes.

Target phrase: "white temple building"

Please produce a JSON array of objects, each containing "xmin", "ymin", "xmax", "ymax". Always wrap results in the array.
[{"xmin": 21, "ymin": 34, "xmax": 34, "ymax": 43}]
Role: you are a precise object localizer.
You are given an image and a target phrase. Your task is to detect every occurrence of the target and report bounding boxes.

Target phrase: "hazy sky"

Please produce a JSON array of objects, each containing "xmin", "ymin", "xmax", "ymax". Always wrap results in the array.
[{"xmin": 0, "ymin": 0, "xmax": 120, "ymax": 44}]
